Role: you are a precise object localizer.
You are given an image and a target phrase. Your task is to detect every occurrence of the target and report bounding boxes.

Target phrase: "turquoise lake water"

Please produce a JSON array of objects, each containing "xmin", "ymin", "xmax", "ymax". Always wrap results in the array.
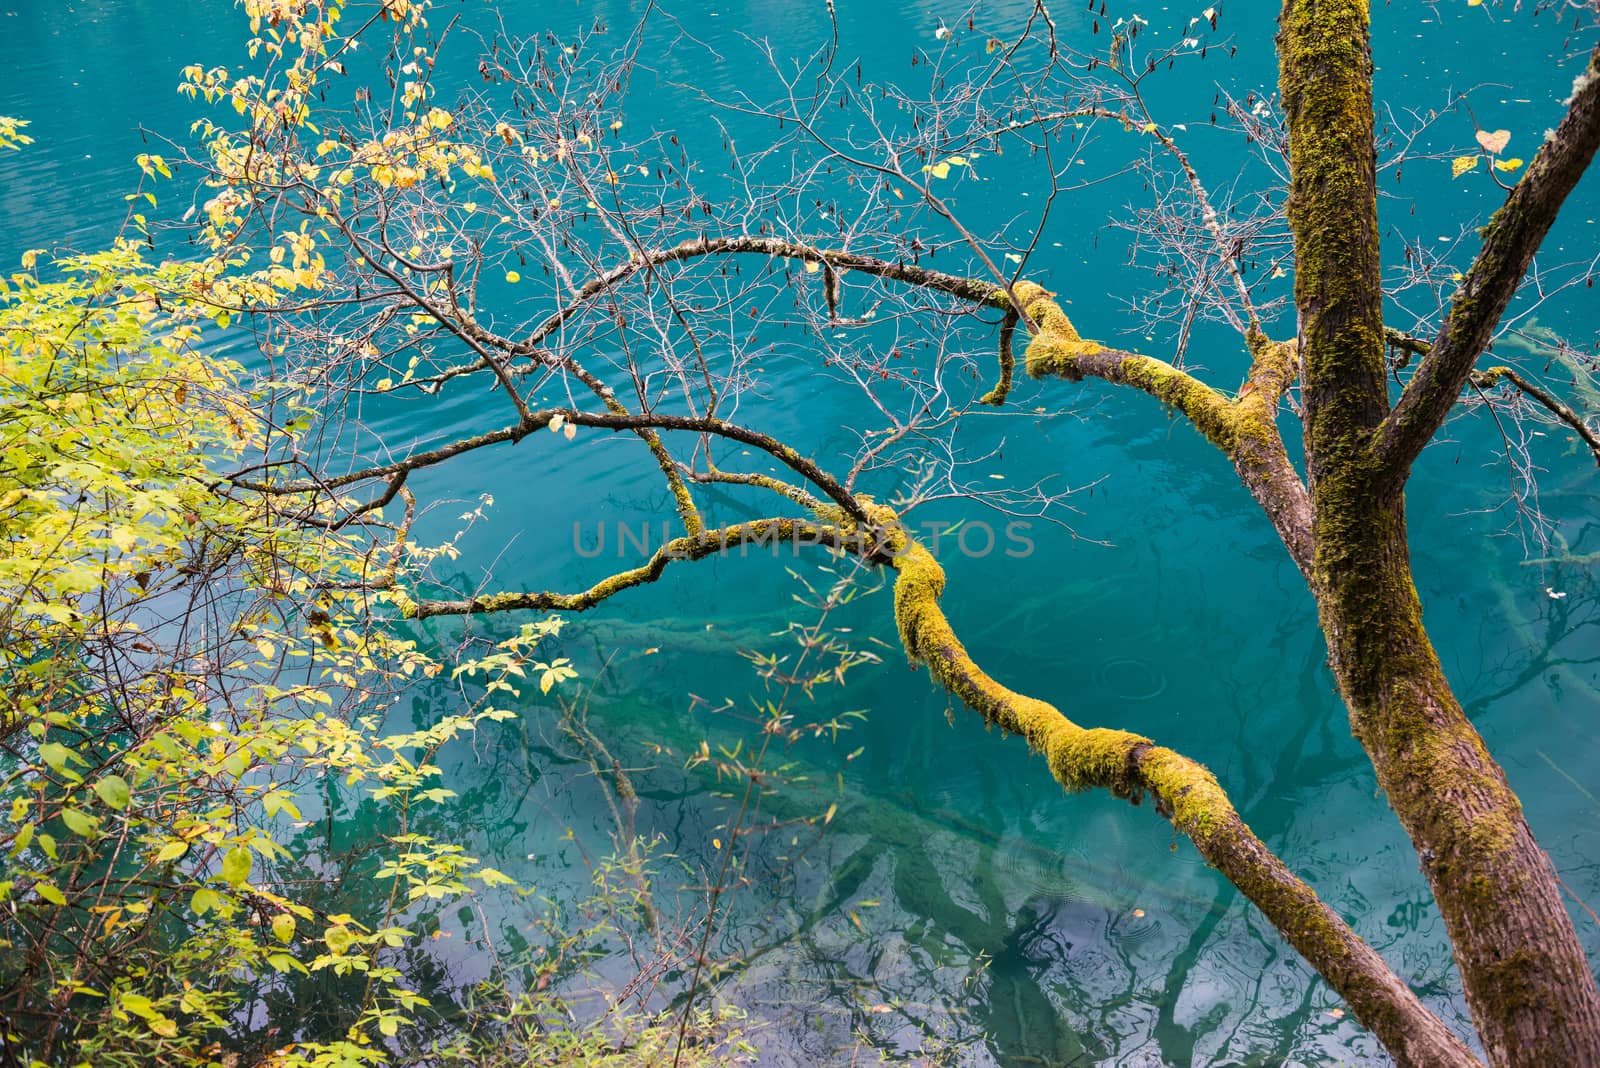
[{"xmin": 3, "ymin": 1, "xmax": 1599, "ymax": 1064}]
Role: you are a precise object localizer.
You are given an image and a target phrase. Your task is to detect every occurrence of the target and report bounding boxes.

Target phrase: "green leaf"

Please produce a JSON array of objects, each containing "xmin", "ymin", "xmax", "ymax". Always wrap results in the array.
[
  {"xmin": 154, "ymin": 841, "xmax": 188, "ymax": 863},
  {"xmin": 271, "ymin": 912, "xmax": 296, "ymax": 944},
  {"xmin": 120, "ymin": 993, "xmax": 155, "ymax": 1017},
  {"xmin": 262, "ymin": 790, "xmax": 301, "ymax": 820},
  {"xmin": 60, "ymin": 808, "xmax": 99, "ymax": 836},
  {"xmin": 191, "ymin": 887, "xmax": 220, "ymax": 916},
  {"xmin": 37, "ymin": 742, "xmax": 78, "ymax": 772},
  {"xmin": 324, "ymin": 924, "xmax": 353, "ymax": 954},
  {"xmin": 34, "ymin": 881, "xmax": 66, "ymax": 906},
  {"xmin": 93, "ymin": 775, "xmax": 131, "ymax": 811},
  {"xmin": 220, "ymin": 846, "xmax": 252, "ymax": 886}
]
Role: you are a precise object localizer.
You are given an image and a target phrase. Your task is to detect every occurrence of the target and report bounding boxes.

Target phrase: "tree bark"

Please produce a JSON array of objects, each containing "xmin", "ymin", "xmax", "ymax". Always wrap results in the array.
[{"xmin": 1279, "ymin": 2, "xmax": 1600, "ymax": 1063}]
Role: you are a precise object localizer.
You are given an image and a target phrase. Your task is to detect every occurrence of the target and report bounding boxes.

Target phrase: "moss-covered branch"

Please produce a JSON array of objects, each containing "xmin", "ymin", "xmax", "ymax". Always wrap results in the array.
[
  {"xmin": 887, "ymin": 531, "xmax": 1479, "ymax": 1068},
  {"xmin": 1016, "ymin": 280, "xmax": 1236, "ymax": 443},
  {"xmin": 1014, "ymin": 282, "xmax": 1314, "ymax": 575},
  {"xmin": 400, "ymin": 518, "xmax": 870, "ymax": 618},
  {"xmin": 1376, "ymin": 39, "xmax": 1600, "ymax": 482},
  {"xmin": 977, "ymin": 306, "xmax": 1020, "ymax": 406}
]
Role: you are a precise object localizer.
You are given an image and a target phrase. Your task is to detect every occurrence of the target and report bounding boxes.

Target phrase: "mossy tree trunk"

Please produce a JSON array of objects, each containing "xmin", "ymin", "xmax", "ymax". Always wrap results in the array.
[{"xmin": 1279, "ymin": 2, "xmax": 1600, "ymax": 1064}]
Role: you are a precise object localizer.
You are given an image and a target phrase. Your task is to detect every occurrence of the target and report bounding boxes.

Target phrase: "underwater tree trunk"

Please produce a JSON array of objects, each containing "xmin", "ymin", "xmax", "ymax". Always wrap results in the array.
[{"xmin": 1279, "ymin": 2, "xmax": 1600, "ymax": 1064}]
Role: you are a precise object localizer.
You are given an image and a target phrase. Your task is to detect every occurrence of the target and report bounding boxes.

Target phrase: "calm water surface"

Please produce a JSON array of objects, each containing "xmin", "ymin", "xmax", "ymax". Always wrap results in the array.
[{"xmin": 3, "ymin": 2, "xmax": 1598, "ymax": 1065}]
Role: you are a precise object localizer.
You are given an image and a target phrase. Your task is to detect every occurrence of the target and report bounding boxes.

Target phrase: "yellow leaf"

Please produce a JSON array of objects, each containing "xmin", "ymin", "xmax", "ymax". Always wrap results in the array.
[
  {"xmin": 1475, "ymin": 129, "xmax": 1510, "ymax": 154},
  {"xmin": 1451, "ymin": 155, "xmax": 1479, "ymax": 179},
  {"xmin": 823, "ymin": 802, "xmax": 837, "ymax": 825},
  {"xmin": 928, "ymin": 161, "xmax": 951, "ymax": 180},
  {"xmin": 505, "ymin": 270, "xmax": 521, "ymax": 283},
  {"xmin": 711, "ymin": 837, "xmax": 722, "ymax": 850},
  {"xmin": 804, "ymin": 260, "xmax": 820, "ymax": 274},
  {"xmin": 1494, "ymin": 157, "xmax": 1524, "ymax": 172}
]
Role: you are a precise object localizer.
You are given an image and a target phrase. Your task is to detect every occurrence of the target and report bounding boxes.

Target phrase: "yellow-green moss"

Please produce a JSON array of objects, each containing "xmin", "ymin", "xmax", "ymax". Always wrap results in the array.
[{"xmin": 889, "ymin": 527, "xmax": 1229, "ymax": 840}]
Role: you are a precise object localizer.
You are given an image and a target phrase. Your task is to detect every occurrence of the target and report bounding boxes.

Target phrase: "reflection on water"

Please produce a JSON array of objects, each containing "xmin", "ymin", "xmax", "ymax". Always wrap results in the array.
[{"xmin": 4, "ymin": 0, "xmax": 1600, "ymax": 1064}]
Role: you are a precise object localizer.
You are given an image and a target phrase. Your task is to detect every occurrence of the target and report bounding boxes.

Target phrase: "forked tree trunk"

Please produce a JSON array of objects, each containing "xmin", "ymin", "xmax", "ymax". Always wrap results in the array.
[{"xmin": 1278, "ymin": 2, "xmax": 1600, "ymax": 1063}]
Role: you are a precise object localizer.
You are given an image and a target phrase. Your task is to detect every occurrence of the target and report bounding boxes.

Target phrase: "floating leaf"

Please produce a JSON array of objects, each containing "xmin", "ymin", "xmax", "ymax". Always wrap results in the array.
[
  {"xmin": 1475, "ymin": 129, "xmax": 1510, "ymax": 154},
  {"xmin": 505, "ymin": 270, "xmax": 521, "ymax": 283},
  {"xmin": 1494, "ymin": 157, "xmax": 1524, "ymax": 172},
  {"xmin": 1451, "ymin": 155, "xmax": 1480, "ymax": 179}
]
